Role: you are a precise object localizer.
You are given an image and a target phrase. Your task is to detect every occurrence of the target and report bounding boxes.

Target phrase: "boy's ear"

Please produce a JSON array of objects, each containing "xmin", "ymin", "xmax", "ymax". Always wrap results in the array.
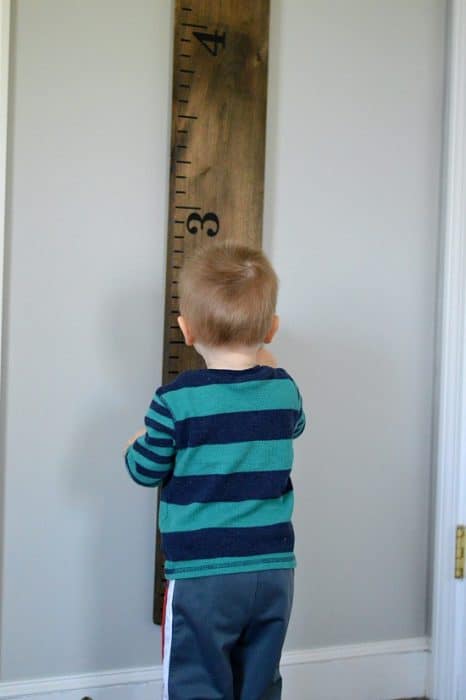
[
  {"xmin": 177, "ymin": 316, "xmax": 195, "ymax": 346},
  {"xmin": 264, "ymin": 315, "xmax": 279, "ymax": 344}
]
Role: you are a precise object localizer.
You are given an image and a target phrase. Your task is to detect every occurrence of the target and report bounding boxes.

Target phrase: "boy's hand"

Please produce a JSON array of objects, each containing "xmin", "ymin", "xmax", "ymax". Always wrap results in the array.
[
  {"xmin": 124, "ymin": 428, "xmax": 145, "ymax": 454},
  {"xmin": 256, "ymin": 347, "xmax": 278, "ymax": 368}
]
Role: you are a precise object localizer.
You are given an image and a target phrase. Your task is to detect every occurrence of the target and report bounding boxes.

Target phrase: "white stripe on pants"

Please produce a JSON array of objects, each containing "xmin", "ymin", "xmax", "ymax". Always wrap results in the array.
[{"xmin": 162, "ymin": 580, "xmax": 175, "ymax": 700}]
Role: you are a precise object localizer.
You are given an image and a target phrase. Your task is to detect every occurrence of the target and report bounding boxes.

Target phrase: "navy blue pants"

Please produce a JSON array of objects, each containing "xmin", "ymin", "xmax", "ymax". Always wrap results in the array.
[{"xmin": 162, "ymin": 569, "xmax": 294, "ymax": 700}]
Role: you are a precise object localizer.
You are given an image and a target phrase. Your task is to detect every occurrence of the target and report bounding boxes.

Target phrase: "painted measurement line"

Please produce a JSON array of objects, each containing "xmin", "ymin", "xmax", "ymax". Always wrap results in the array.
[
  {"xmin": 177, "ymin": 144, "xmax": 187, "ymax": 148},
  {"xmin": 174, "ymin": 219, "xmax": 185, "ymax": 223},
  {"xmin": 180, "ymin": 54, "xmax": 191, "ymax": 58},
  {"xmin": 176, "ymin": 175, "xmax": 187, "ymax": 178},
  {"xmin": 176, "ymin": 190, "xmax": 186, "ymax": 194},
  {"xmin": 179, "ymin": 84, "xmax": 191, "ymax": 88},
  {"xmin": 182, "ymin": 22, "xmax": 208, "ymax": 29},
  {"xmin": 181, "ymin": 7, "xmax": 192, "ymax": 11},
  {"xmin": 178, "ymin": 99, "xmax": 189, "ymax": 104},
  {"xmin": 181, "ymin": 38, "xmax": 191, "ymax": 43},
  {"xmin": 180, "ymin": 69, "xmax": 195, "ymax": 74},
  {"xmin": 175, "ymin": 205, "xmax": 200, "ymax": 210},
  {"xmin": 178, "ymin": 114, "xmax": 197, "ymax": 119}
]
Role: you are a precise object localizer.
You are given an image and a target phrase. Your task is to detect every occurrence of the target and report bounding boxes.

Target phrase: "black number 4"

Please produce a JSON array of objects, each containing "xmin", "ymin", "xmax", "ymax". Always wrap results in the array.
[{"xmin": 193, "ymin": 30, "xmax": 226, "ymax": 56}]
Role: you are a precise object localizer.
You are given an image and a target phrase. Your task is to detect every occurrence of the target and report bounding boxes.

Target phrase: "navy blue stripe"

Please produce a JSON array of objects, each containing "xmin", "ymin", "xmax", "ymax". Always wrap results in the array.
[
  {"xmin": 162, "ymin": 522, "xmax": 294, "ymax": 561},
  {"xmin": 146, "ymin": 436, "xmax": 173, "ymax": 448},
  {"xmin": 293, "ymin": 414, "xmax": 306, "ymax": 438},
  {"xmin": 161, "ymin": 472, "xmax": 293, "ymax": 505},
  {"xmin": 175, "ymin": 409, "xmax": 299, "ymax": 448},
  {"xmin": 125, "ymin": 453, "xmax": 154, "ymax": 488},
  {"xmin": 145, "ymin": 416, "xmax": 175, "ymax": 437},
  {"xmin": 133, "ymin": 441, "xmax": 173, "ymax": 465},
  {"xmin": 125, "ymin": 452, "xmax": 147, "ymax": 486},
  {"xmin": 135, "ymin": 461, "xmax": 169, "ymax": 479},
  {"xmin": 158, "ymin": 366, "xmax": 291, "ymax": 394},
  {"xmin": 150, "ymin": 400, "xmax": 172, "ymax": 419}
]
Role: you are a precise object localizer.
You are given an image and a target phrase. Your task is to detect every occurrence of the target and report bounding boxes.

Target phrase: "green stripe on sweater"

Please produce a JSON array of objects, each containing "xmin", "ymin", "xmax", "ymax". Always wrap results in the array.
[
  {"xmin": 164, "ymin": 552, "xmax": 296, "ymax": 579},
  {"xmin": 159, "ymin": 492, "xmax": 294, "ymax": 533},
  {"xmin": 174, "ymin": 439, "xmax": 293, "ymax": 476},
  {"xmin": 164, "ymin": 378, "xmax": 299, "ymax": 420}
]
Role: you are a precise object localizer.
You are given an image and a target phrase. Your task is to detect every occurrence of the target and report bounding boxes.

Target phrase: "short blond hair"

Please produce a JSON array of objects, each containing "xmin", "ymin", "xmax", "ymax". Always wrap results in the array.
[{"xmin": 179, "ymin": 241, "xmax": 278, "ymax": 347}]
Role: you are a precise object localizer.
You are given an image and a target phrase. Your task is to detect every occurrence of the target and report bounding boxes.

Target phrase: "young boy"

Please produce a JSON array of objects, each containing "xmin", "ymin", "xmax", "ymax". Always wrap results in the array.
[{"xmin": 125, "ymin": 241, "xmax": 305, "ymax": 700}]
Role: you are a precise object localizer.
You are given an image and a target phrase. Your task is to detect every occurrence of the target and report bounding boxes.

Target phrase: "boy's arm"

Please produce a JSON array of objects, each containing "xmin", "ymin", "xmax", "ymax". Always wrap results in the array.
[
  {"xmin": 125, "ymin": 428, "xmax": 145, "ymax": 451},
  {"xmin": 256, "ymin": 347, "xmax": 306, "ymax": 436},
  {"xmin": 293, "ymin": 387, "xmax": 306, "ymax": 438},
  {"xmin": 125, "ymin": 392, "xmax": 176, "ymax": 487}
]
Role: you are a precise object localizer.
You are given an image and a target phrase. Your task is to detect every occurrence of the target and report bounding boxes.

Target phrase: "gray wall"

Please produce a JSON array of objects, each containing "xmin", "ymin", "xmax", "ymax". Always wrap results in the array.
[{"xmin": 0, "ymin": 0, "xmax": 445, "ymax": 682}]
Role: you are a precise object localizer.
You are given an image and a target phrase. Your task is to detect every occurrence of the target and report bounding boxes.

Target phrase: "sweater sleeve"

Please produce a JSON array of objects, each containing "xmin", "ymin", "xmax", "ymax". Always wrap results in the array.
[
  {"xmin": 293, "ymin": 386, "xmax": 306, "ymax": 439},
  {"xmin": 125, "ymin": 391, "xmax": 176, "ymax": 487}
]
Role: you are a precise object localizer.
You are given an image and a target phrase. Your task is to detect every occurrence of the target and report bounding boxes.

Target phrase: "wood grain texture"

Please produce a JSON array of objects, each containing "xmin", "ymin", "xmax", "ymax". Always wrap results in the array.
[{"xmin": 153, "ymin": 0, "xmax": 270, "ymax": 624}]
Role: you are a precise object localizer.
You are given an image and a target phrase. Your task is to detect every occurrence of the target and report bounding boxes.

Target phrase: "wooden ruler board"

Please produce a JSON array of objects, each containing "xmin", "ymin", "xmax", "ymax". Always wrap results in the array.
[{"xmin": 153, "ymin": 0, "xmax": 271, "ymax": 624}]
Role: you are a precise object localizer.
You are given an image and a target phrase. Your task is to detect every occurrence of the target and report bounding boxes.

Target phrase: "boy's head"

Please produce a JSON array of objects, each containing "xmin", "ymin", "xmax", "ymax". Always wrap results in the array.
[{"xmin": 178, "ymin": 241, "xmax": 279, "ymax": 349}]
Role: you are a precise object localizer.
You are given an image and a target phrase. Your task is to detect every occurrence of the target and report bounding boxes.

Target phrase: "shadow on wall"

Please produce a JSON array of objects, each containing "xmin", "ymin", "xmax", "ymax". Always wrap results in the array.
[{"xmin": 61, "ymin": 282, "xmax": 164, "ymax": 670}]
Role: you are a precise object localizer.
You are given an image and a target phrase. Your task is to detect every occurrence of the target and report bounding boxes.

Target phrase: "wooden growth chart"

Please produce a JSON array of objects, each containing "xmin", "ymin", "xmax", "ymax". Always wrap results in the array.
[{"xmin": 154, "ymin": 0, "xmax": 271, "ymax": 624}]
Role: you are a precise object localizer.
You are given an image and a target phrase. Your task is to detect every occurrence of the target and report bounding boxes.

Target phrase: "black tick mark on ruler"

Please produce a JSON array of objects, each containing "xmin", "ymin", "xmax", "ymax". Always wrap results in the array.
[{"xmin": 182, "ymin": 23, "xmax": 208, "ymax": 29}]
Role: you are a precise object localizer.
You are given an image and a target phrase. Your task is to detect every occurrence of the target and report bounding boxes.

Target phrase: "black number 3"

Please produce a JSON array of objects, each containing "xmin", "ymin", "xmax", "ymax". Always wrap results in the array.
[{"xmin": 186, "ymin": 212, "xmax": 220, "ymax": 237}]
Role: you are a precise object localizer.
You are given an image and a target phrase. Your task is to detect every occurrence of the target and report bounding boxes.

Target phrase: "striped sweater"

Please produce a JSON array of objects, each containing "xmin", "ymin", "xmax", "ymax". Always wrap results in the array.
[{"xmin": 125, "ymin": 364, "xmax": 305, "ymax": 580}]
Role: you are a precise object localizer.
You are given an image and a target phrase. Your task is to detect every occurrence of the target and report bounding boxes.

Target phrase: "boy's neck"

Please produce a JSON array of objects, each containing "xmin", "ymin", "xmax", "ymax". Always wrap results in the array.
[{"xmin": 195, "ymin": 343, "xmax": 260, "ymax": 370}]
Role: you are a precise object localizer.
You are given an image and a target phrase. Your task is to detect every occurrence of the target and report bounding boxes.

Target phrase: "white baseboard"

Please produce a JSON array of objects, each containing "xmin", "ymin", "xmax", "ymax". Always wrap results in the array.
[{"xmin": 0, "ymin": 637, "xmax": 430, "ymax": 700}]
